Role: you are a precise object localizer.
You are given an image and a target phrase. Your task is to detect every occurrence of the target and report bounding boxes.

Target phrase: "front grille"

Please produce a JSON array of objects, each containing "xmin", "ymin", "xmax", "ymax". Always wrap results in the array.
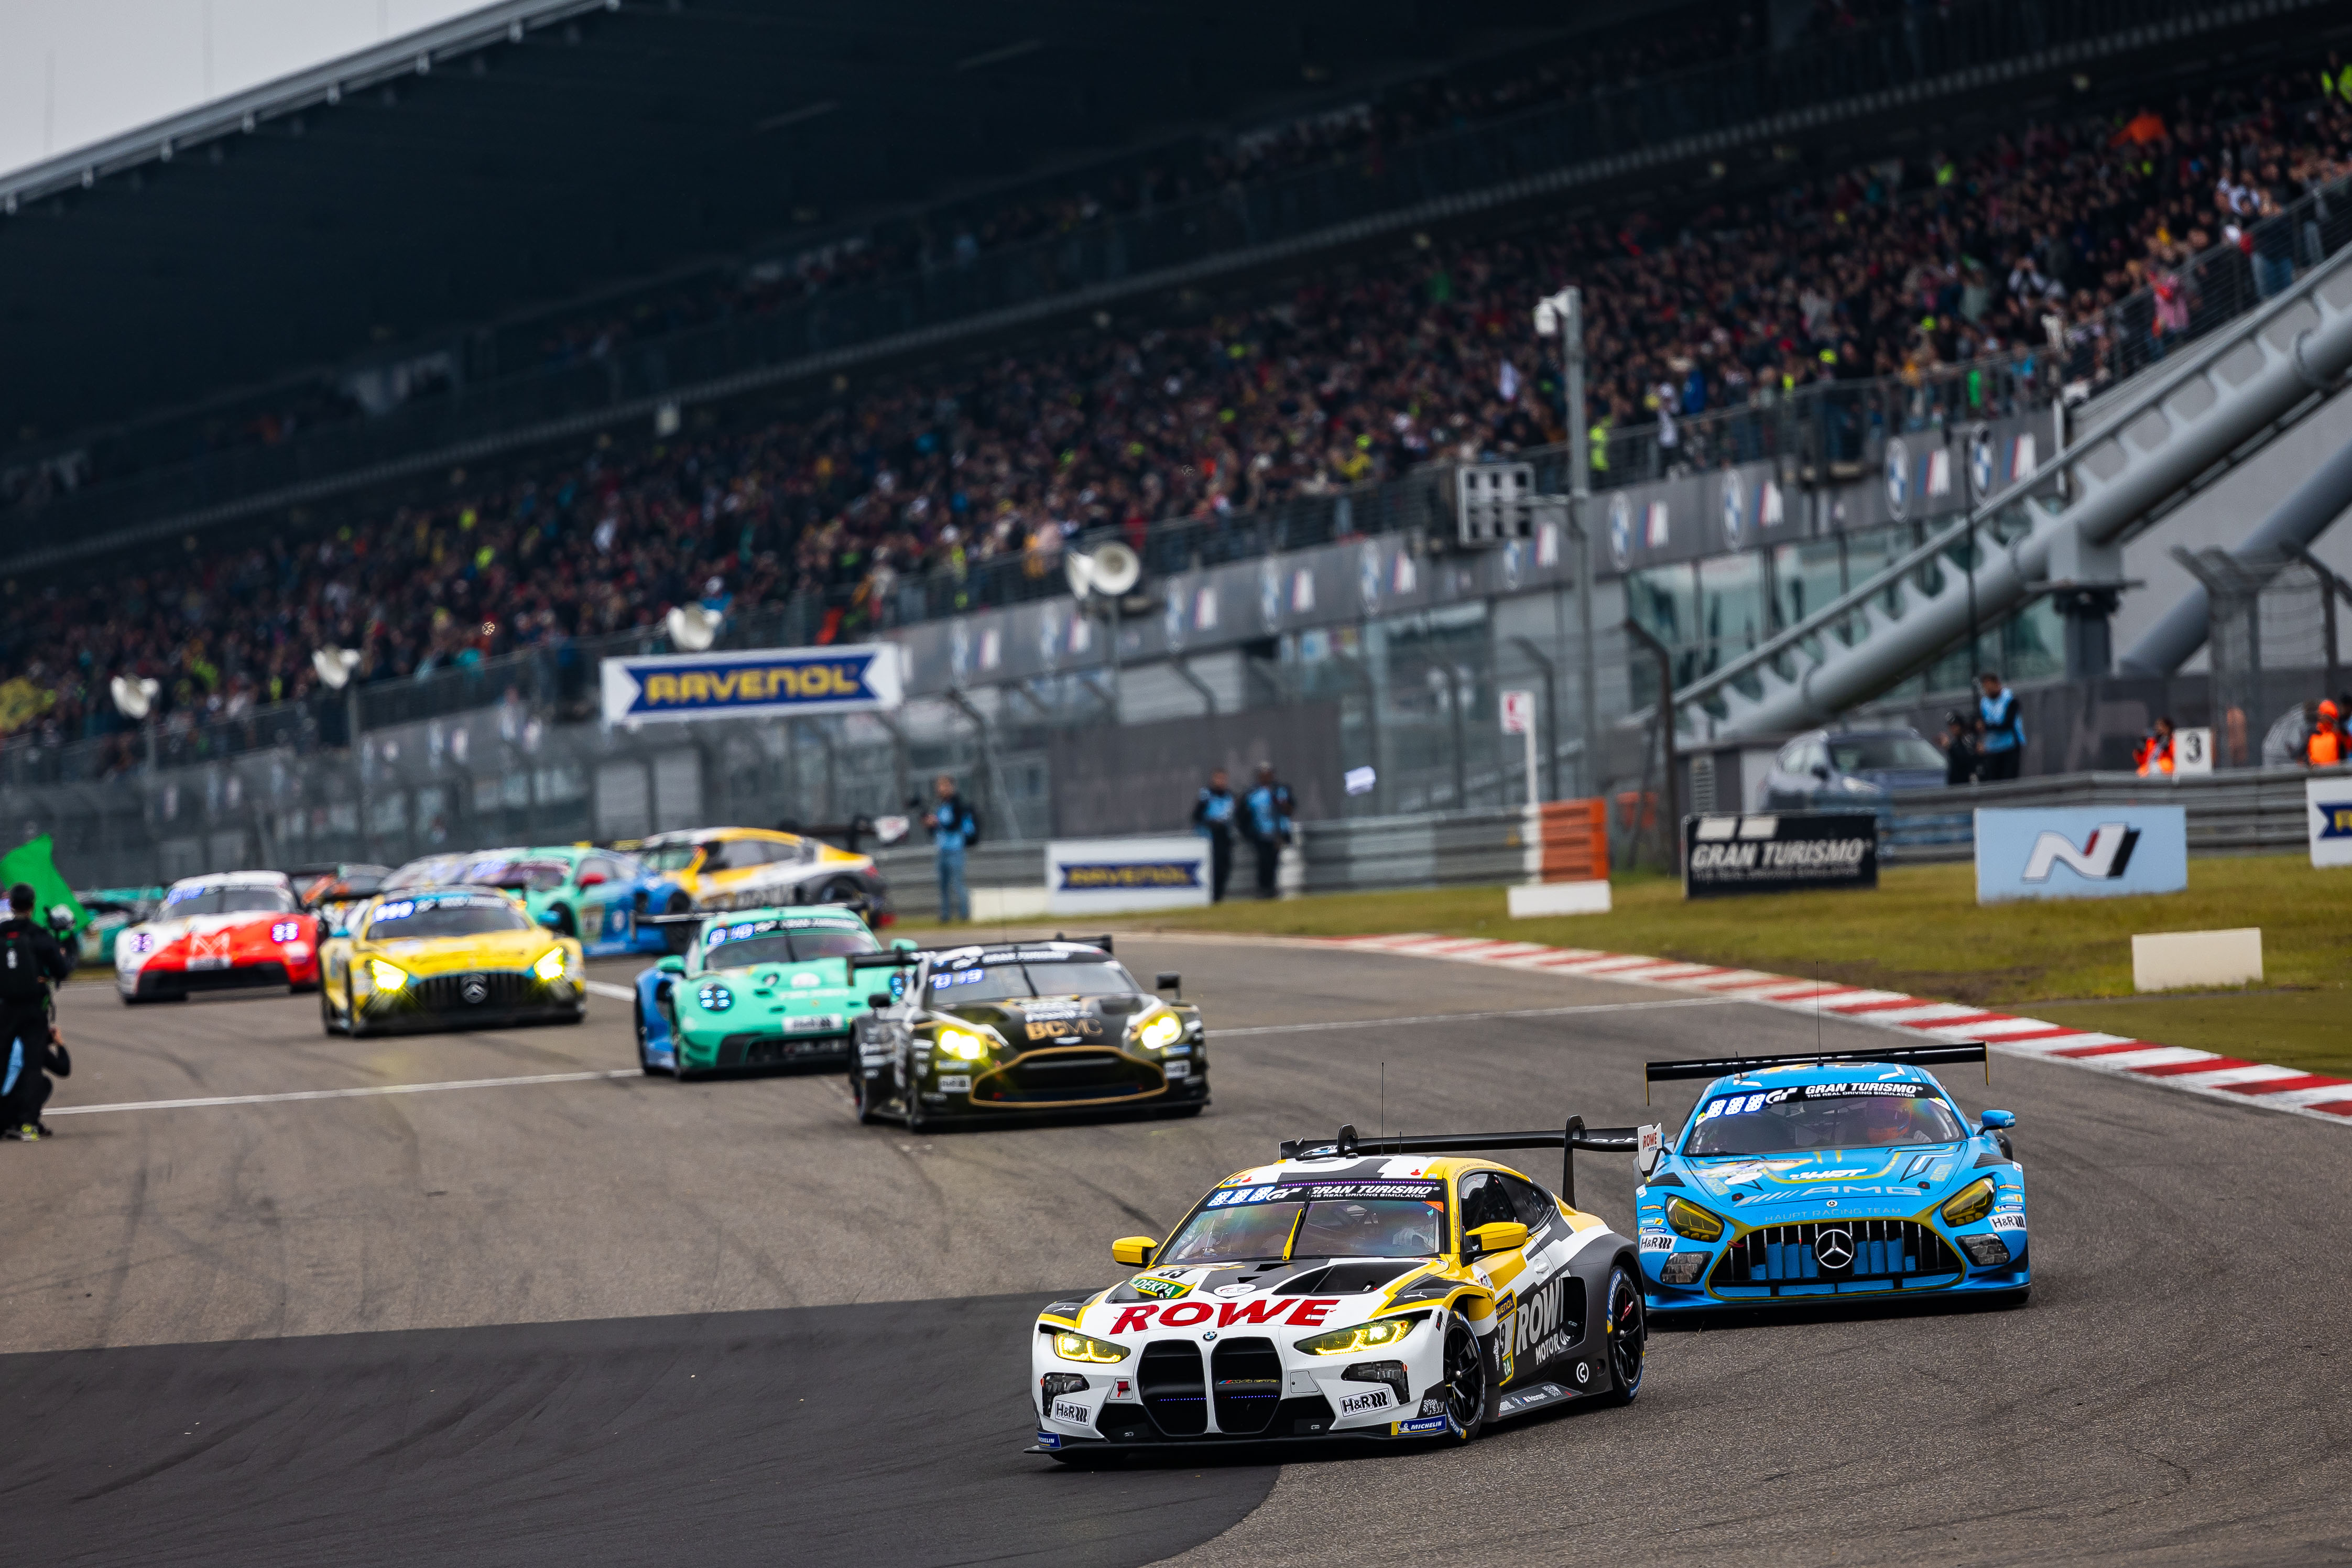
[
  {"xmin": 413, "ymin": 971, "xmax": 538, "ymax": 1012},
  {"xmin": 1210, "ymin": 1338, "xmax": 1283, "ymax": 1435},
  {"xmin": 718, "ymin": 1031, "xmax": 850, "ymax": 1067},
  {"xmin": 975, "ymin": 1050, "xmax": 1159, "ymax": 1104},
  {"xmin": 1138, "ymin": 1342, "xmax": 1207, "ymax": 1436},
  {"xmin": 1711, "ymin": 1219, "xmax": 1962, "ymax": 1290}
]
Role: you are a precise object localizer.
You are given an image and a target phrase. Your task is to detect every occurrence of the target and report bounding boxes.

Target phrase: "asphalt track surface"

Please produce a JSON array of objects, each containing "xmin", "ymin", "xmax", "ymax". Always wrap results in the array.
[{"xmin": 4, "ymin": 937, "xmax": 2348, "ymax": 1567}]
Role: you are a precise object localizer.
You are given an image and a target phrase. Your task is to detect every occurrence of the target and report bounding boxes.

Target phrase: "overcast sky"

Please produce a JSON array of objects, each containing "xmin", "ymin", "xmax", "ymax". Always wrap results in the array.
[{"xmin": 0, "ymin": 1, "xmax": 490, "ymax": 181}]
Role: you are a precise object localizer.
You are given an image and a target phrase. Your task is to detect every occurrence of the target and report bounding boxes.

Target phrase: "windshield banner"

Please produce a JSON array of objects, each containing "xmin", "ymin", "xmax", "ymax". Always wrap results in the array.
[
  {"xmin": 600, "ymin": 644, "xmax": 904, "ymax": 724},
  {"xmin": 1683, "ymin": 812, "xmax": 1877, "ymax": 900}
]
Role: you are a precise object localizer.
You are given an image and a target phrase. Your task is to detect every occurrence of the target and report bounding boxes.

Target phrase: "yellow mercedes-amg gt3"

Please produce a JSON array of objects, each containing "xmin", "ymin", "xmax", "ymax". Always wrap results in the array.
[{"xmin": 319, "ymin": 885, "xmax": 586, "ymax": 1037}]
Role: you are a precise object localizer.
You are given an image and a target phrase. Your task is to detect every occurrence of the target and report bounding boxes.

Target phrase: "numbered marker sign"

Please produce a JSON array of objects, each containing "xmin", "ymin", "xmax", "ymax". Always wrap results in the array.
[
  {"xmin": 2173, "ymin": 727, "xmax": 2213, "ymax": 776},
  {"xmin": 1500, "ymin": 690, "xmax": 1536, "ymax": 735}
]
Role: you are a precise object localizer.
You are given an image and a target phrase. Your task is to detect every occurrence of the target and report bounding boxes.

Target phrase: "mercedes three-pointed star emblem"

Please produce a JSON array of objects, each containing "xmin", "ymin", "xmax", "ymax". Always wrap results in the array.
[{"xmin": 1815, "ymin": 1227, "xmax": 1855, "ymax": 1270}]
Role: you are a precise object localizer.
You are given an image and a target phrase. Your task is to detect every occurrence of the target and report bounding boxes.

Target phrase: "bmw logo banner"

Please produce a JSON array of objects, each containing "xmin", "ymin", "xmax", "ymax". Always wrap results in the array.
[
  {"xmin": 1973, "ymin": 806, "xmax": 2188, "ymax": 905},
  {"xmin": 600, "ymin": 643, "xmax": 905, "ymax": 723}
]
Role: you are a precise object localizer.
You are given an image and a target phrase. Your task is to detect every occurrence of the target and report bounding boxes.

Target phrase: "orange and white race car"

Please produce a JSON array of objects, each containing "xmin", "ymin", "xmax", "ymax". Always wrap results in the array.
[{"xmin": 115, "ymin": 871, "xmax": 321, "ymax": 1004}]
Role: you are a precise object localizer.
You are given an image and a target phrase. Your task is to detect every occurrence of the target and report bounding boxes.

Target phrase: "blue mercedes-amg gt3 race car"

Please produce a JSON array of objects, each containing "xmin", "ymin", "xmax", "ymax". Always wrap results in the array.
[{"xmin": 1634, "ymin": 1044, "xmax": 2027, "ymax": 1314}]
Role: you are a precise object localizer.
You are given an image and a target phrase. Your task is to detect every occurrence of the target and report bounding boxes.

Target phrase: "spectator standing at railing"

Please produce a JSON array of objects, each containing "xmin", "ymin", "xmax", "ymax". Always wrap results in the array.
[
  {"xmin": 1241, "ymin": 764, "xmax": 1294, "ymax": 901},
  {"xmin": 925, "ymin": 773, "xmax": 981, "ymax": 924},
  {"xmin": 2134, "ymin": 716, "xmax": 2177, "ymax": 777},
  {"xmin": 1976, "ymin": 672, "xmax": 2027, "ymax": 782},
  {"xmin": 1938, "ymin": 711, "xmax": 1978, "ymax": 786},
  {"xmin": 1191, "ymin": 768, "xmax": 1239, "ymax": 903},
  {"xmin": 2305, "ymin": 699, "xmax": 2347, "ymax": 767}
]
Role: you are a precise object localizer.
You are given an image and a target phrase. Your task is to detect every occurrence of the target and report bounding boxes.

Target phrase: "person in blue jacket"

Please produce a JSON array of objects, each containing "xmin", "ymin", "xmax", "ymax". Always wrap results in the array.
[
  {"xmin": 1977, "ymin": 672, "xmax": 2027, "ymax": 781},
  {"xmin": 926, "ymin": 774, "xmax": 981, "ymax": 923},
  {"xmin": 1191, "ymin": 768, "xmax": 1238, "ymax": 902},
  {"xmin": 1241, "ymin": 764, "xmax": 1295, "ymax": 900}
]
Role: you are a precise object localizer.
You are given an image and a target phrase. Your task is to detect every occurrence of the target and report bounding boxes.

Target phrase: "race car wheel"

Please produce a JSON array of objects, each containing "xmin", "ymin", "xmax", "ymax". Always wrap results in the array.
[
  {"xmin": 662, "ymin": 894, "xmax": 695, "ymax": 954},
  {"xmin": 634, "ymin": 997, "xmax": 662, "ymax": 1077},
  {"xmin": 319, "ymin": 989, "xmax": 342, "ymax": 1036},
  {"xmin": 816, "ymin": 879, "xmax": 861, "ymax": 908},
  {"xmin": 1599, "ymin": 1260, "xmax": 1646, "ymax": 1406},
  {"xmin": 1440, "ymin": 1312, "xmax": 1487, "ymax": 1443}
]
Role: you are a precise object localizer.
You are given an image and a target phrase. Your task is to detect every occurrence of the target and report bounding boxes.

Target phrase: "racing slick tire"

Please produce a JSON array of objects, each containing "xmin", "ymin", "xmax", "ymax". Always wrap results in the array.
[
  {"xmin": 319, "ymin": 989, "xmax": 343, "ymax": 1036},
  {"xmin": 850, "ymin": 1068, "xmax": 884, "ymax": 1124},
  {"xmin": 1438, "ymin": 1310, "xmax": 1488, "ymax": 1443},
  {"xmin": 661, "ymin": 894, "xmax": 695, "ymax": 954},
  {"xmin": 1597, "ymin": 1259, "xmax": 1647, "ymax": 1407},
  {"xmin": 345, "ymin": 992, "xmax": 376, "ymax": 1039},
  {"xmin": 634, "ymin": 998, "xmax": 661, "ymax": 1076}
]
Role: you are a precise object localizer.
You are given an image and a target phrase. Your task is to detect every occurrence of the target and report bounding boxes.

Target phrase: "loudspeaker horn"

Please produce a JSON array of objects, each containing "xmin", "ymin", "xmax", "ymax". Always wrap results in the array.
[
  {"xmin": 110, "ymin": 674, "xmax": 160, "ymax": 721},
  {"xmin": 311, "ymin": 647, "xmax": 362, "ymax": 690},
  {"xmin": 667, "ymin": 605, "xmax": 722, "ymax": 651}
]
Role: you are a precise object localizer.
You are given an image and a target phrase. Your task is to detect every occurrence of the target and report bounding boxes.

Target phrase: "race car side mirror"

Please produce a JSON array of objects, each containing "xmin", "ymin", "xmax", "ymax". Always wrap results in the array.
[
  {"xmin": 1464, "ymin": 1222, "xmax": 1529, "ymax": 1259},
  {"xmin": 1112, "ymin": 1236, "xmax": 1159, "ymax": 1268},
  {"xmin": 1980, "ymin": 1109, "xmax": 2016, "ymax": 1130},
  {"xmin": 579, "ymin": 872, "xmax": 608, "ymax": 888},
  {"xmin": 867, "ymin": 994, "xmax": 894, "ymax": 1010},
  {"xmin": 1155, "ymin": 972, "xmax": 1181, "ymax": 998},
  {"xmin": 657, "ymin": 956, "xmax": 686, "ymax": 975}
]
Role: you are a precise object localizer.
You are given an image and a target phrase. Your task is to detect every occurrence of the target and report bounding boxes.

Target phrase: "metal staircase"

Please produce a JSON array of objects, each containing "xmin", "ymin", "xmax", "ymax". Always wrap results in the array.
[{"xmin": 1678, "ymin": 246, "xmax": 2352, "ymax": 740}]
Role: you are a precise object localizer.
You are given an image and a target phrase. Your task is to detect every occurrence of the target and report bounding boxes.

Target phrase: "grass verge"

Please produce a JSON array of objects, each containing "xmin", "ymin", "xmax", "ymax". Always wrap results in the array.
[{"xmin": 1128, "ymin": 857, "xmax": 2352, "ymax": 1078}]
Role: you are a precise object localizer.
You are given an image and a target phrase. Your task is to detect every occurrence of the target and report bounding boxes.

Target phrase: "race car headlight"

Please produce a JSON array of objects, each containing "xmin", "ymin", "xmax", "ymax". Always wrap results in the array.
[
  {"xmin": 1131, "ymin": 1010, "xmax": 1183, "ymax": 1050},
  {"xmin": 696, "ymin": 983, "xmax": 735, "ymax": 1012},
  {"xmin": 1957, "ymin": 1234, "xmax": 2012, "ymax": 1267},
  {"xmin": 938, "ymin": 1026, "xmax": 992, "ymax": 1061},
  {"xmin": 366, "ymin": 959, "xmax": 408, "ymax": 992},
  {"xmin": 1666, "ymin": 1197, "xmax": 1725, "ymax": 1242},
  {"xmin": 1294, "ymin": 1311, "xmax": 1428, "ymax": 1356},
  {"xmin": 532, "ymin": 948, "xmax": 569, "ymax": 983},
  {"xmin": 1940, "ymin": 1178, "xmax": 1997, "ymax": 1228},
  {"xmin": 1050, "ymin": 1330, "xmax": 1130, "ymax": 1365}
]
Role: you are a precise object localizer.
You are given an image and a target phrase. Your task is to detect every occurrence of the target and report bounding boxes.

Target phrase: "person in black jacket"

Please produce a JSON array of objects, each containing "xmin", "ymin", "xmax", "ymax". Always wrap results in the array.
[
  {"xmin": 1191, "ymin": 768, "xmax": 1239, "ymax": 902},
  {"xmin": 0, "ymin": 883, "xmax": 74, "ymax": 1141}
]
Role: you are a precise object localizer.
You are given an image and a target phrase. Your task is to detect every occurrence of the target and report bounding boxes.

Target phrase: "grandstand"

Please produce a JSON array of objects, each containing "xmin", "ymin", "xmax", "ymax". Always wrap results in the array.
[{"xmin": 4, "ymin": 0, "xmax": 2352, "ymax": 877}]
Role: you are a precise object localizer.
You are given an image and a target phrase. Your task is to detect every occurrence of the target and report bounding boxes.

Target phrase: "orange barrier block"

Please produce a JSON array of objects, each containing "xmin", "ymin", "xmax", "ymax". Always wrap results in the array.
[{"xmin": 1537, "ymin": 798, "xmax": 1610, "ymax": 884}]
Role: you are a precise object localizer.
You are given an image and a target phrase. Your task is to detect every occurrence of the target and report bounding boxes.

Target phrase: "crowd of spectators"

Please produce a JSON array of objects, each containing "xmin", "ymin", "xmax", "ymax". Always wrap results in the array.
[{"xmin": 5, "ymin": 66, "xmax": 2349, "ymax": 756}]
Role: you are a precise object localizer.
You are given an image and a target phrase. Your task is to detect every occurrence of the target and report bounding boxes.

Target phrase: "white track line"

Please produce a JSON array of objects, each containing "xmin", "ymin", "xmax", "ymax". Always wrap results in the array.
[
  {"xmin": 49, "ymin": 1070, "xmax": 639, "ymax": 1117},
  {"xmin": 1217, "ymin": 996, "xmax": 1735, "ymax": 1038},
  {"xmin": 583, "ymin": 980, "xmax": 635, "ymax": 1000},
  {"xmin": 1315, "ymin": 932, "xmax": 2352, "ymax": 1128}
]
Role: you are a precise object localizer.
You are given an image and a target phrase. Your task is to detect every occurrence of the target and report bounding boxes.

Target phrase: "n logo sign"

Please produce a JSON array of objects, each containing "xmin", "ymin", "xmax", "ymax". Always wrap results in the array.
[
  {"xmin": 1975, "ymin": 806, "xmax": 2185, "ymax": 903},
  {"xmin": 2021, "ymin": 823, "xmax": 2140, "ymax": 883}
]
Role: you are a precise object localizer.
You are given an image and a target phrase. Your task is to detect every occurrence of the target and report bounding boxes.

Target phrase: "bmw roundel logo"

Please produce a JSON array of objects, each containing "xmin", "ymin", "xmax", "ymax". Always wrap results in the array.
[
  {"xmin": 1721, "ymin": 471, "xmax": 1745, "ymax": 548},
  {"xmin": 1202, "ymin": 1331, "xmax": 1218, "ymax": 1342},
  {"xmin": 1969, "ymin": 426, "xmax": 1997, "ymax": 498},
  {"xmin": 1885, "ymin": 437, "xmax": 1911, "ymax": 518},
  {"xmin": 1608, "ymin": 493, "xmax": 1633, "ymax": 569}
]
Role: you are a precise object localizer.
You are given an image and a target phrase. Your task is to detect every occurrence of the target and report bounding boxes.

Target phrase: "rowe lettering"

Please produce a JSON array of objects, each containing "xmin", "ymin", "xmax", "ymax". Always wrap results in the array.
[{"xmin": 1110, "ymin": 1297, "xmax": 1340, "ymax": 1334}]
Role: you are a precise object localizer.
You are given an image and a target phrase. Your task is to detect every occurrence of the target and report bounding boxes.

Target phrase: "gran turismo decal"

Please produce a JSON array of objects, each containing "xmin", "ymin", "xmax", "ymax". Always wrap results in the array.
[{"xmin": 1107, "ymin": 1298, "xmax": 1338, "ymax": 1333}]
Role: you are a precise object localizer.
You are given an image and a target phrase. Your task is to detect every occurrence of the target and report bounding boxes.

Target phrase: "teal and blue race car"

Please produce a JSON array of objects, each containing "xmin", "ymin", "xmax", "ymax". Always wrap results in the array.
[
  {"xmin": 1635, "ymin": 1044, "xmax": 2027, "ymax": 1314},
  {"xmin": 383, "ymin": 846, "xmax": 691, "ymax": 956},
  {"xmin": 633, "ymin": 905, "xmax": 902, "ymax": 1079}
]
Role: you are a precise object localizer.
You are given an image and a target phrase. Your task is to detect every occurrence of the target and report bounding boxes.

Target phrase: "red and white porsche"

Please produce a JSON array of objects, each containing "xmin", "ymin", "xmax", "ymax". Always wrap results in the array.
[{"xmin": 115, "ymin": 872, "xmax": 321, "ymax": 1004}]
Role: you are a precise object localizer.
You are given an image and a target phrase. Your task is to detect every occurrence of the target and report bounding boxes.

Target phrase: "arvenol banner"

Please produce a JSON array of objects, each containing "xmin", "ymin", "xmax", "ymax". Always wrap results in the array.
[
  {"xmin": 1683, "ymin": 812, "xmax": 1877, "ymax": 899},
  {"xmin": 1973, "ymin": 805, "xmax": 2188, "ymax": 903},
  {"xmin": 600, "ymin": 644, "xmax": 904, "ymax": 724},
  {"xmin": 1043, "ymin": 836, "xmax": 1212, "ymax": 916},
  {"xmin": 2310, "ymin": 777, "xmax": 2352, "ymax": 869}
]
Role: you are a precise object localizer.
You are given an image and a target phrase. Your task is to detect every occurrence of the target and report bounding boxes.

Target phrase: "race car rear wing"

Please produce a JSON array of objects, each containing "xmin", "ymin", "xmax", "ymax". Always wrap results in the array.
[
  {"xmin": 1276, "ymin": 1118, "xmax": 1644, "ymax": 1210},
  {"xmin": 842, "ymin": 934, "xmax": 1117, "ymax": 968},
  {"xmin": 1644, "ymin": 1042, "xmax": 1989, "ymax": 1101}
]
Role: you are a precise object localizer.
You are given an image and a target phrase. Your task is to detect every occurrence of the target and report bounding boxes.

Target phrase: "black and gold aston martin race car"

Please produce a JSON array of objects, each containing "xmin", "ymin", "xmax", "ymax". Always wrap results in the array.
[{"xmin": 846, "ymin": 938, "xmax": 1205, "ymax": 1128}]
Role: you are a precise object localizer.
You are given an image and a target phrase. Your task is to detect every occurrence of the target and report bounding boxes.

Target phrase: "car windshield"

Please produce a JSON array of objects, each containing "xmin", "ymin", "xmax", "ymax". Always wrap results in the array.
[
  {"xmin": 1162, "ymin": 1193, "xmax": 1450, "ymax": 1265},
  {"xmin": 471, "ymin": 861, "xmax": 571, "ymax": 892},
  {"xmin": 640, "ymin": 844, "xmax": 701, "ymax": 873},
  {"xmin": 1685, "ymin": 1084, "xmax": 1967, "ymax": 1155},
  {"xmin": 364, "ymin": 895, "xmax": 532, "ymax": 940},
  {"xmin": 1828, "ymin": 735, "xmax": 1944, "ymax": 772},
  {"xmin": 703, "ymin": 918, "xmax": 880, "ymax": 968},
  {"xmin": 164, "ymin": 886, "xmax": 294, "ymax": 916},
  {"xmin": 925, "ymin": 957, "xmax": 1137, "ymax": 1002}
]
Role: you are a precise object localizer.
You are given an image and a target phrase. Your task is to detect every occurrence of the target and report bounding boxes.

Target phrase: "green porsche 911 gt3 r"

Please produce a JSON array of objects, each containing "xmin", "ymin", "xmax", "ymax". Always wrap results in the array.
[{"xmin": 633, "ymin": 905, "xmax": 906, "ymax": 1079}]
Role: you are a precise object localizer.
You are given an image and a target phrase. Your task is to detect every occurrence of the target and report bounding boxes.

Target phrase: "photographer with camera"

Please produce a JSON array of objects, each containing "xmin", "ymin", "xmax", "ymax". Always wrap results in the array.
[{"xmin": 0, "ymin": 884, "xmax": 74, "ymax": 1141}]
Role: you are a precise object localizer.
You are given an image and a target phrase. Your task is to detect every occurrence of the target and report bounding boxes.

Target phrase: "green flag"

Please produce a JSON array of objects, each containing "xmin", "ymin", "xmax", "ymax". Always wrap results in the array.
[{"xmin": 0, "ymin": 835, "xmax": 88, "ymax": 933}]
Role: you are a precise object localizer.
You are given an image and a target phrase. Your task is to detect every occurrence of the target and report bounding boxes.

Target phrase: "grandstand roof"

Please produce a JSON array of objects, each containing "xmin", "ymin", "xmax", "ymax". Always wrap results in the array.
[{"xmin": 0, "ymin": 0, "xmax": 1584, "ymax": 449}]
